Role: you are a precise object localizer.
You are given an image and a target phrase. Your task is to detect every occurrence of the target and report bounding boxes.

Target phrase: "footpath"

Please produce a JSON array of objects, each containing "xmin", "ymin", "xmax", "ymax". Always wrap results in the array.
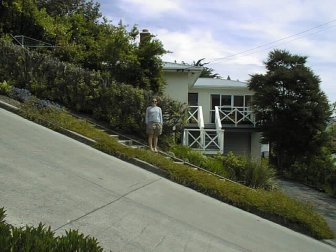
[{"xmin": 278, "ymin": 179, "xmax": 336, "ymax": 244}]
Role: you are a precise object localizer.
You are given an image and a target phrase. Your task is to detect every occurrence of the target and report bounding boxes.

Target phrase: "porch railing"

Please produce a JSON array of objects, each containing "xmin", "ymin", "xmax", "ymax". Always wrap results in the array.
[
  {"xmin": 215, "ymin": 106, "xmax": 224, "ymax": 151},
  {"xmin": 216, "ymin": 106, "xmax": 255, "ymax": 126},
  {"xmin": 187, "ymin": 106, "xmax": 204, "ymax": 129},
  {"xmin": 183, "ymin": 128, "xmax": 223, "ymax": 153},
  {"xmin": 184, "ymin": 106, "xmax": 223, "ymax": 154}
]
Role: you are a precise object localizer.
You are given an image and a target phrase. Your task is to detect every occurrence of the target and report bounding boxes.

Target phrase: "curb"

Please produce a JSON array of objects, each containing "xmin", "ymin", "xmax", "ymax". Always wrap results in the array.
[
  {"xmin": 322, "ymin": 239, "xmax": 336, "ymax": 248},
  {"xmin": 0, "ymin": 100, "xmax": 97, "ymax": 147},
  {"xmin": 0, "ymin": 100, "xmax": 20, "ymax": 114},
  {"xmin": 57, "ymin": 128, "xmax": 97, "ymax": 146},
  {"xmin": 129, "ymin": 158, "xmax": 169, "ymax": 178}
]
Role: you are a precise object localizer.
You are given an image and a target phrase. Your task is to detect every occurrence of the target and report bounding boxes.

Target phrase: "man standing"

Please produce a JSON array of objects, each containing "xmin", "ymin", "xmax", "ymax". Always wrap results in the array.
[{"xmin": 145, "ymin": 98, "xmax": 163, "ymax": 152}]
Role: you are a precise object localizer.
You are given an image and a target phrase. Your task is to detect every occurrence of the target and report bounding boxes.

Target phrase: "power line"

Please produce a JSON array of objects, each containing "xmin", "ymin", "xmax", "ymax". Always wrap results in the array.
[
  {"xmin": 224, "ymin": 24, "xmax": 336, "ymax": 61},
  {"xmin": 209, "ymin": 18, "xmax": 336, "ymax": 63}
]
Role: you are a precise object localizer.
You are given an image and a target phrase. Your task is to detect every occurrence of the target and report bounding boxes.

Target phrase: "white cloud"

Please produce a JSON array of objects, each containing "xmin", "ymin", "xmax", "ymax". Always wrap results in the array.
[
  {"xmin": 98, "ymin": 0, "xmax": 336, "ymax": 101},
  {"xmin": 119, "ymin": 0, "xmax": 182, "ymax": 17}
]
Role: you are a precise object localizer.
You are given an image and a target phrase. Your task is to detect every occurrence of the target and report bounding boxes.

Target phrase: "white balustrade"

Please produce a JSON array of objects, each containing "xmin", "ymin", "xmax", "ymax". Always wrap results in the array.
[{"xmin": 216, "ymin": 106, "xmax": 255, "ymax": 126}]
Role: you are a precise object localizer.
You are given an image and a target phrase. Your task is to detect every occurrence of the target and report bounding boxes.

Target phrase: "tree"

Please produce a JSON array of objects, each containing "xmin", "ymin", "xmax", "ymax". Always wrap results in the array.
[
  {"xmin": 248, "ymin": 49, "xmax": 331, "ymax": 172},
  {"xmin": 36, "ymin": 0, "xmax": 101, "ymax": 22},
  {"xmin": 194, "ymin": 58, "xmax": 221, "ymax": 78},
  {"xmin": 0, "ymin": 0, "xmax": 167, "ymax": 93}
]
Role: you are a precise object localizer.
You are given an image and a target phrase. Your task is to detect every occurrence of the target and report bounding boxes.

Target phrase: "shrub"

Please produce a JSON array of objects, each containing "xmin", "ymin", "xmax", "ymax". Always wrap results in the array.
[
  {"xmin": 287, "ymin": 147, "xmax": 336, "ymax": 194},
  {"xmin": 170, "ymin": 148, "xmax": 278, "ymax": 190},
  {"xmin": 220, "ymin": 152, "xmax": 247, "ymax": 182},
  {"xmin": 0, "ymin": 208, "xmax": 104, "ymax": 251},
  {"xmin": 244, "ymin": 159, "xmax": 278, "ymax": 190},
  {"xmin": 221, "ymin": 152, "xmax": 278, "ymax": 190},
  {"xmin": 0, "ymin": 80, "xmax": 12, "ymax": 95},
  {"xmin": 8, "ymin": 87, "xmax": 32, "ymax": 102},
  {"xmin": 170, "ymin": 145, "xmax": 192, "ymax": 161},
  {"xmin": 325, "ymin": 169, "xmax": 336, "ymax": 196}
]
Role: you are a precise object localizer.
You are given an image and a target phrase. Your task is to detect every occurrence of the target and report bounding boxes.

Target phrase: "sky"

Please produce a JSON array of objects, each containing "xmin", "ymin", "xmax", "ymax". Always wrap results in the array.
[{"xmin": 97, "ymin": 0, "xmax": 336, "ymax": 103}]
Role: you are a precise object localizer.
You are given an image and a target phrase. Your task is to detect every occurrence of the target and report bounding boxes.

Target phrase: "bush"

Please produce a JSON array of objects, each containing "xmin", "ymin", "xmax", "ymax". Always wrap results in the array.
[
  {"xmin": 8, "ymin": 87, "xmax": 32, "ymax": 102},
  {"xmin": 287, "ymin": 147, "xmax": 336, "ymax": 195},
  {"xmin": 0, "ymin": 80, "xmax": 12, "ymax": 95},
  {"xmin": 221, "ymin": 152, "xmax": 278, "ymax": 190},
  {"xmin": 170, "ymin": 148, "xmax": 278, "ymax": 190},
  {"xmin": 0, "ymin": 208, "xmax": 103, "ymax": 251},
  {"xmin": 325, "ymin": 169, "xmax": 336, "ymax": 196}
]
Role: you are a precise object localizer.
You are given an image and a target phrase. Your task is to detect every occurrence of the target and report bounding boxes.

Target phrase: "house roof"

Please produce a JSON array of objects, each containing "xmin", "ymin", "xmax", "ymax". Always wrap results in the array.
[
  {"xmin": 163, "ymin": 62, "xmax": 203, "ymax": 72},
  {"xmin": 194, "ymin": 78, "xmax": 248, "ymax": 89}
]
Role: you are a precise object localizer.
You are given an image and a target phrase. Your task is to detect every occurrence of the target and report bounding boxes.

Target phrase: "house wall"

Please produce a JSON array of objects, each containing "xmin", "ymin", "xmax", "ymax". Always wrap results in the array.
[
  {"xmin": 224, "ymin": 132, "xmax": 251, "ymax": 156},
  {"xmin": 189, "ymin": 87, "xmax": 254, "ymax": 124},
  {"xmin": 251, "ymin": 132, "xmax": 262, "ymax": 160},
  {"xmin": 223, "ymin": 131, "xmax": 261, "ymax": 159},
  {"xmin": 163, "ymin": 71, "xmax": 200, "ymax": 104},
  {"xmin": 163, "ymin": 72, "xmax": 262, "ymax": 159}
]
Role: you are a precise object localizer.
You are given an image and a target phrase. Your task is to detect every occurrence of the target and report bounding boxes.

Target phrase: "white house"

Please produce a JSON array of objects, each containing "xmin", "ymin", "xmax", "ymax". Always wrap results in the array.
[{"xmin": 162, "ymin": 62, "xmax": 262, "ymax": 159}]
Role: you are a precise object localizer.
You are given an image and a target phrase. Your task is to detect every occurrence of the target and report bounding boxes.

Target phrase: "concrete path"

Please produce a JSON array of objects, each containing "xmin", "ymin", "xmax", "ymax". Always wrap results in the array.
[
  {"xmin": 0, "ymin": 108, "xmax": 335, "ymax": 252},
  {"xmin": 278, "ymin": 180, "xmax": 336, "ymax": 239}
]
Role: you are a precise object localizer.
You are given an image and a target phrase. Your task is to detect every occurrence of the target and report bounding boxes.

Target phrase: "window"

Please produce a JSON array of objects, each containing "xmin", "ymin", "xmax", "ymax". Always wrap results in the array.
[
  {"xmin": 234, "ymin": 96, "xmax": 244, "ymax": 107},
  {"xmin": 210, "ymin": 94, "xmax": 253, "ymax": 123},
  {"xmin": 211, "ymin": 94, "xmax": 220, "ymax": 109},
  {"xmin": 211, "ymin": 95, "xmax": 220, "ymax": 122},
  {"xmin": 245, "ymin": 95, "xmax": 252, "ymax": 108},
  {"xmin": 221, "ymin": 95, "xmax": 231, "ymax": 107},
  {"xmin": 188, "ymin": 93, "xmax": 198, "ymax": 106}
]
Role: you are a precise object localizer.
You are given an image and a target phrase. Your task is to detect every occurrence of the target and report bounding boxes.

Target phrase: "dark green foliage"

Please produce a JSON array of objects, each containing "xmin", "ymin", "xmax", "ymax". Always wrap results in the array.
[
  {"xmin": 0, "ymin": 41, "xmax": 176, "ymax": 135},
  {"xmin": 0, "ymin": 208, "xmax": 103, "ymax": 251},
  {"xmin": 170, "ymin": 146, "xmax": 277, "ymax": 190},
  {"xmin": 93, "ymin": 83, "xmax": 147, "ymax": 134},
  {"xmin": 0, "ymin": 0, "xmax": 166, "ymax": 92},
  {"xmin": 0, "ymin": 80, "xmax": 12, "ymax": 95},
  {"xmin": 36, "ymin": 0, "xmax": 102, "ymax": 21},
  {"xmin": 289, "ymin": 147, "xmax": 336, "ymax": 194},
  {"xmin": 0, "ymin": 208, "xmax": 11, "ymax": 251},
  {"xmin": 0, "ymin": 39, "xmax": 186, "ymax": 146},
  {"xmin": 249, "ymin": 50, "xmax": 332, "ymax": 174},
  {"xmin": 158, "ymin": 96, "xmax": 189, "ymax": 148},
  {"xmin": 56, "ymin": 229, "xmax": 103, "ymax": 251}
]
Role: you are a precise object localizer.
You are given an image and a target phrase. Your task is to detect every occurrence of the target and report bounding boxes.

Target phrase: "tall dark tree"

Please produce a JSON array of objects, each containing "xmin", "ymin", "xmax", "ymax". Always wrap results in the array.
[{"xmin": 248, "ymin": 49, "xmax": 331, "ymax": 171}]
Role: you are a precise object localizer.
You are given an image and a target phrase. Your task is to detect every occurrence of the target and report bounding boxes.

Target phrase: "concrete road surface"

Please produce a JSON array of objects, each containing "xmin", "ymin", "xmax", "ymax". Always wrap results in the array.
[{"xmin": 0, "ymin": 108, "xmax": 334, "ymax": 252}]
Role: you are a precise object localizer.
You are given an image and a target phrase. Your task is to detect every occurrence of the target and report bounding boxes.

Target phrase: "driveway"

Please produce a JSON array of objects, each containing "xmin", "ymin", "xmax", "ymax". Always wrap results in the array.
[{"xmin": 0, "ymin": 108, "xmax": 335, "ymax": 252}]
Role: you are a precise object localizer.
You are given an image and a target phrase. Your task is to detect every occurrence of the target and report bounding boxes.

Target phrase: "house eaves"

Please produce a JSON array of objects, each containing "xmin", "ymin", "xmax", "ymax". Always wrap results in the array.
[
  {"xmin": 163, "ymin": 62, "xmax": 203, "ymax": 73},
  {"xmin": 193, "ymin": 78, "xmax": 250, "ymax": 90}
]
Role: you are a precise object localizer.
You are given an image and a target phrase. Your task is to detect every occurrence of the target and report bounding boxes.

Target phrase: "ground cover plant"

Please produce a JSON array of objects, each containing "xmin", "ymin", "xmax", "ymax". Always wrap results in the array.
[{"xmin": 10, "ymin": 96, "xmax": 334, "ymax": 240}]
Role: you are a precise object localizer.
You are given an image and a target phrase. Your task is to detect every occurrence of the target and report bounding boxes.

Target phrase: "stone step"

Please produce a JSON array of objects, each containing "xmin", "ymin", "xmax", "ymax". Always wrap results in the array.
[{"xmin": 118, "ymin": 139, "xmax": 133, "ymax": 145}]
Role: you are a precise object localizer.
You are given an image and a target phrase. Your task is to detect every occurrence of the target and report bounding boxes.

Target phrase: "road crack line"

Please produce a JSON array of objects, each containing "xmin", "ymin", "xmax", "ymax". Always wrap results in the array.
[{"xmin": 53, "ymin": 178, "xmax": 161, "ymax": 232}]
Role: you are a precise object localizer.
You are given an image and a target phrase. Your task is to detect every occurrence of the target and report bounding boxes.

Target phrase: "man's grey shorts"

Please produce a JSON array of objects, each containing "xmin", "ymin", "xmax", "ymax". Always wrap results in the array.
[{"xmin": 146, "ymin": 122, "xmax": 162, "ymax": 136}]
